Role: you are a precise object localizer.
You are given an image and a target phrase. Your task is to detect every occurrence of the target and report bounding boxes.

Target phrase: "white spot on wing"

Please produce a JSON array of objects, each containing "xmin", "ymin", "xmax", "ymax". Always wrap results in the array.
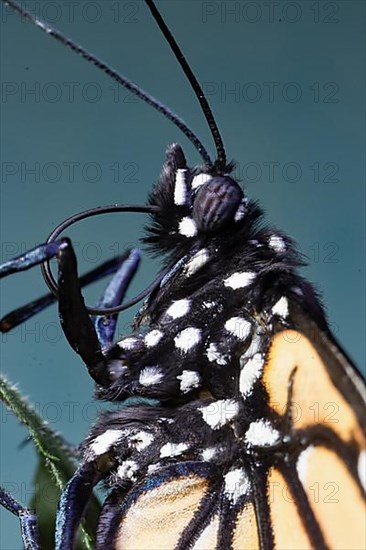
[
  {"xmin": 184, "ymin": 248, "xmax": 210, "ymax": 277},
  {"xmin": 269, "ymin": 234, "xmax": 286, "ymax": 253},
  {"xmin": 90, "ymin": 430, "xmax": 122, "ymax": 456},
  {"xmin": 179, "ymin": 216, "xmax": 197, "ymax": 237},
  {"xmin": 206, "ymin": 343, "xmax": 228, "ymax": 365},
  {"xmin": 174, "ymin": 327, "xmax": 202, "ymax": 352},
  {"xmin": 297, "ymin": 446, "xmax": 315, "ymax": 485},
  {"xmin": 225, "ymin": 316, "xmax": 251, "ymax": 340},
  {"xmin": 177, "ymin": 370, "xmax": 201, "ymax": 393},
  {"xmin": 358, "ymin": 450, "xmax": 366, "ymax": 493},
  {"xmin": 117, "ymin": 460, "xmax": 139, "ymax": 480},
  {"xmin": 245, "ymin": 419, "xmax": 280, "ymax": 447},
  {"xmin": 191, "ymin": 173, "xmax": 211, "ymax": 189},
  {"xmin": 199, "ymin": 399, "xmax": 239, "ymax": 429},
  {"xmin": 272, "ymin": 297, "xmax": 289, "ymax": 318},
  {"xmin": 224, "ymin": 468, "xmax": 250, "ymax": 504},
  {"xmin": 166, "ymin": 299, "xmax": 191, "ymax": 319},
  {"xmin": 239, "ymin": 353, "xmax": 264, "ymax": 397},
  {"xmin": 139, "ymin": 366, "xmax": 163, "ymax": 386},
  {"xmin": 174, "ymin": 168, "xmax": 188, "ymax": 206},
  {"xmin": 224, "ymin": 271, "xmax": 256, "ymax": 289},
  {"xmin": 160, "ymin": 442, "xmax": 188, "ymax": 458},
  {"xmin": 144, "ymin": 329, "xmax": 163, "ymax": 347}
]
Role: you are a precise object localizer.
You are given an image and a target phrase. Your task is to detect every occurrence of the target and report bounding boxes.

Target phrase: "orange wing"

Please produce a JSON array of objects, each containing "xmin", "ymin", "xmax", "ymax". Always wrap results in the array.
[{"xmin": 261, "ymin": 301, "xmax": 366, "ymax": 549}]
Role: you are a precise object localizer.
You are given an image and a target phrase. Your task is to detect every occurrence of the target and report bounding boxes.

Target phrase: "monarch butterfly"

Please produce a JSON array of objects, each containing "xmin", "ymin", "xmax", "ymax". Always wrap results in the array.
[{"xmin": 0, "ymin": 0, "xmax": 366, "ymax": 547}]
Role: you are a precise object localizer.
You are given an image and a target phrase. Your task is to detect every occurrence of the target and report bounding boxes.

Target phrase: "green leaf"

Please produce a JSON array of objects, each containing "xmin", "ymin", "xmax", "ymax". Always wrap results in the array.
[
  {"xmin": 30, "ymin": 460, "xmax": 63, "ymax": 550},
  {"xmin": 0, "ymin": 375, "xmax": 101, "ymax": 549}
]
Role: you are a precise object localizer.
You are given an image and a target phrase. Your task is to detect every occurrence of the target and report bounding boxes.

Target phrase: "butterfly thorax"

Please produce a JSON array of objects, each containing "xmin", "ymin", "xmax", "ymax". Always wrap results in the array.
[{"xmin": 100, "ymin": 144, "xmax": 325, "ymax": 407}]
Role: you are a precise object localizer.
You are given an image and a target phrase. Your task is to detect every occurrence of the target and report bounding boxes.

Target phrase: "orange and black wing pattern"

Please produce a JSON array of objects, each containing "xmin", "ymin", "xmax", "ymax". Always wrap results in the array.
[
  {"xmin": 92, "ymin": 299, "xmax": 365, "ymax": 550},
  {"xmin": 260, "ymin": 300, "xmax": 366, "ymax": 549}
]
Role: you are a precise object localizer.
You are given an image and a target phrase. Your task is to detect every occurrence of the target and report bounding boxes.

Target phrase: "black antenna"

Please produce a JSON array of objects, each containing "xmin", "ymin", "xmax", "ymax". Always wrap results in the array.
[
  {"xmin": 2, "ymin": 0, "xmax": 212, "ymax": 166},
  {"xmin": 145, "ymin": 0, "xmax": 227, "ymax": 170}
]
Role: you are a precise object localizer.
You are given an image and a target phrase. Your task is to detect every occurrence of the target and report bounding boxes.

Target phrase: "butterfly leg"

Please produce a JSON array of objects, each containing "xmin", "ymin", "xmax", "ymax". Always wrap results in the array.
[
  {"xmin": 0, "ymin": 251, "xmax": 134, "ymax": 332},
  {"xmin": 93, "ymin": 248, "xmax": 140, "ymax": 349},
  {"xmin": 56, "ymin": 240, "xmax": 141, "ymax": 385},
  {"xmin": 0, "ymin": 487, "xmax": 40, "ymax": 550},
  {"xmin": 55, "ymin": 462, "xmax": 105, "ymax": 550},
  {"xmin": 0, "ymin": 238, "xmax": 141, "ymax": 384}
]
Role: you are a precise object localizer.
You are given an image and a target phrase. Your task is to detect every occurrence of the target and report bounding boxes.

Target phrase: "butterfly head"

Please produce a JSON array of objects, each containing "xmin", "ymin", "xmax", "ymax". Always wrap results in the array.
[
  {"xmin": 191, "ymin": 174, "xmax": 245, "ymax": 233},
  {"xmin": 144, "ymin": 144, "xmax": 249, "ymax": 263}
]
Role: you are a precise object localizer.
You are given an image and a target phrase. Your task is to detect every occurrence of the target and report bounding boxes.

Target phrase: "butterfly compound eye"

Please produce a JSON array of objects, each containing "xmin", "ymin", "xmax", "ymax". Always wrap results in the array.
[{"xmin": 192, "ymin": 176, "xmax": 244, "ymax": 233}]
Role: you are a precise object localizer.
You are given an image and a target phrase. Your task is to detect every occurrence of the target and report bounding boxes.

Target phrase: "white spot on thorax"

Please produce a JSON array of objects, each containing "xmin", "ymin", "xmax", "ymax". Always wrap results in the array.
[
  {"xmin": 117, "ymin": 460, "xmax": 139, "ymax": 481},
  {"xmin": 201, "ymin": 447, "xmax": 217, "ymax": 461},
  {"xmin": 90, "ymin": 429, "xmax": 122, "ymax": 456},
  {"xmin": 160, "ymin": 442, "xmax": 188, "ymax": 458},
  {"xmin": 206, "ymin": 343, "xmax": 228, "ymax": 366},
  {"xmin": 174, "ymin": 327, "xmax": 202, "ymax": 352},
  {"xmin": 177, "ymin": 370, "xmax": 201, "ymax": 393},
  {"xmin": 165, "ymin": 299, "xmax": 191, "ymax": 319},
  {"xmin": 144, "ymin": 329, "xmax": 163, "ymax": 347},
  {"xmin": 179, "ymin": 216, "xmax": 197, "ymax": 237},
  {"xmin": 199, "ymin": 399, "xmax": 239, "ymax": 429},
  {"xmin": 202, "ymin": 300, "xmax": 215, "ymax": 309},
  {"xmin": 191, "ymin": 173, "xmax": 211, "ymax": 189},
  {"xmin": 239, "ymin": 353, "xmax": 264, "ymax": 397},
  {"xmin": 358, "ymin": 450, "xmax": 366, "ymax": 492},
  {"xmin": 147, "ymin": 463, "xmax": 161, "ymax": 474},
  {"xmin": 245, "ymin": 419, "xmax": 280, "ymax": 447},
  {"xmin": 224, "ymin": 468, "xmax": 250, "ymax": 504},
  {"xmin": 271, "ymin": 296, "xmax": 289, "ymax": 318},
  {"xmin": 224, "ymin": 271, "xmax": 256, "ymax": 289},
  {"xmin": 117, "ymin": 337, "xmax": 138, "ymax": 350},
  {"xmin": 131, "ymin": 431, "xmax": 154, "ymax": 452},
  {"xmin": 184, "ymin": 248, "xmax": 210, "ymax": 277},
  {"xmin": 174, "ymin": 168, "xmax": 188, "ymax": 206},
  {"xmin": 296, "ymin": 446, "xmax": 315, "ymax": 485},
  {"xmin": 225, "ymin": 316, "xmax": 251, "ymax": 340},
  {"xmin": 269, "ymin": 234, "xmax": 286, "ymax": 253},
  {"xmin": 139, "ymin": 366, "xmax": 163, "ymax": 386}
]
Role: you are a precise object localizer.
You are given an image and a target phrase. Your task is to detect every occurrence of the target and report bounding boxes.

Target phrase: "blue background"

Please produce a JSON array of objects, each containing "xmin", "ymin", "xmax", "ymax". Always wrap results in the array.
[{"xmin": 1, "ymin": 1, "xmax": 365, "ymax": 547}]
